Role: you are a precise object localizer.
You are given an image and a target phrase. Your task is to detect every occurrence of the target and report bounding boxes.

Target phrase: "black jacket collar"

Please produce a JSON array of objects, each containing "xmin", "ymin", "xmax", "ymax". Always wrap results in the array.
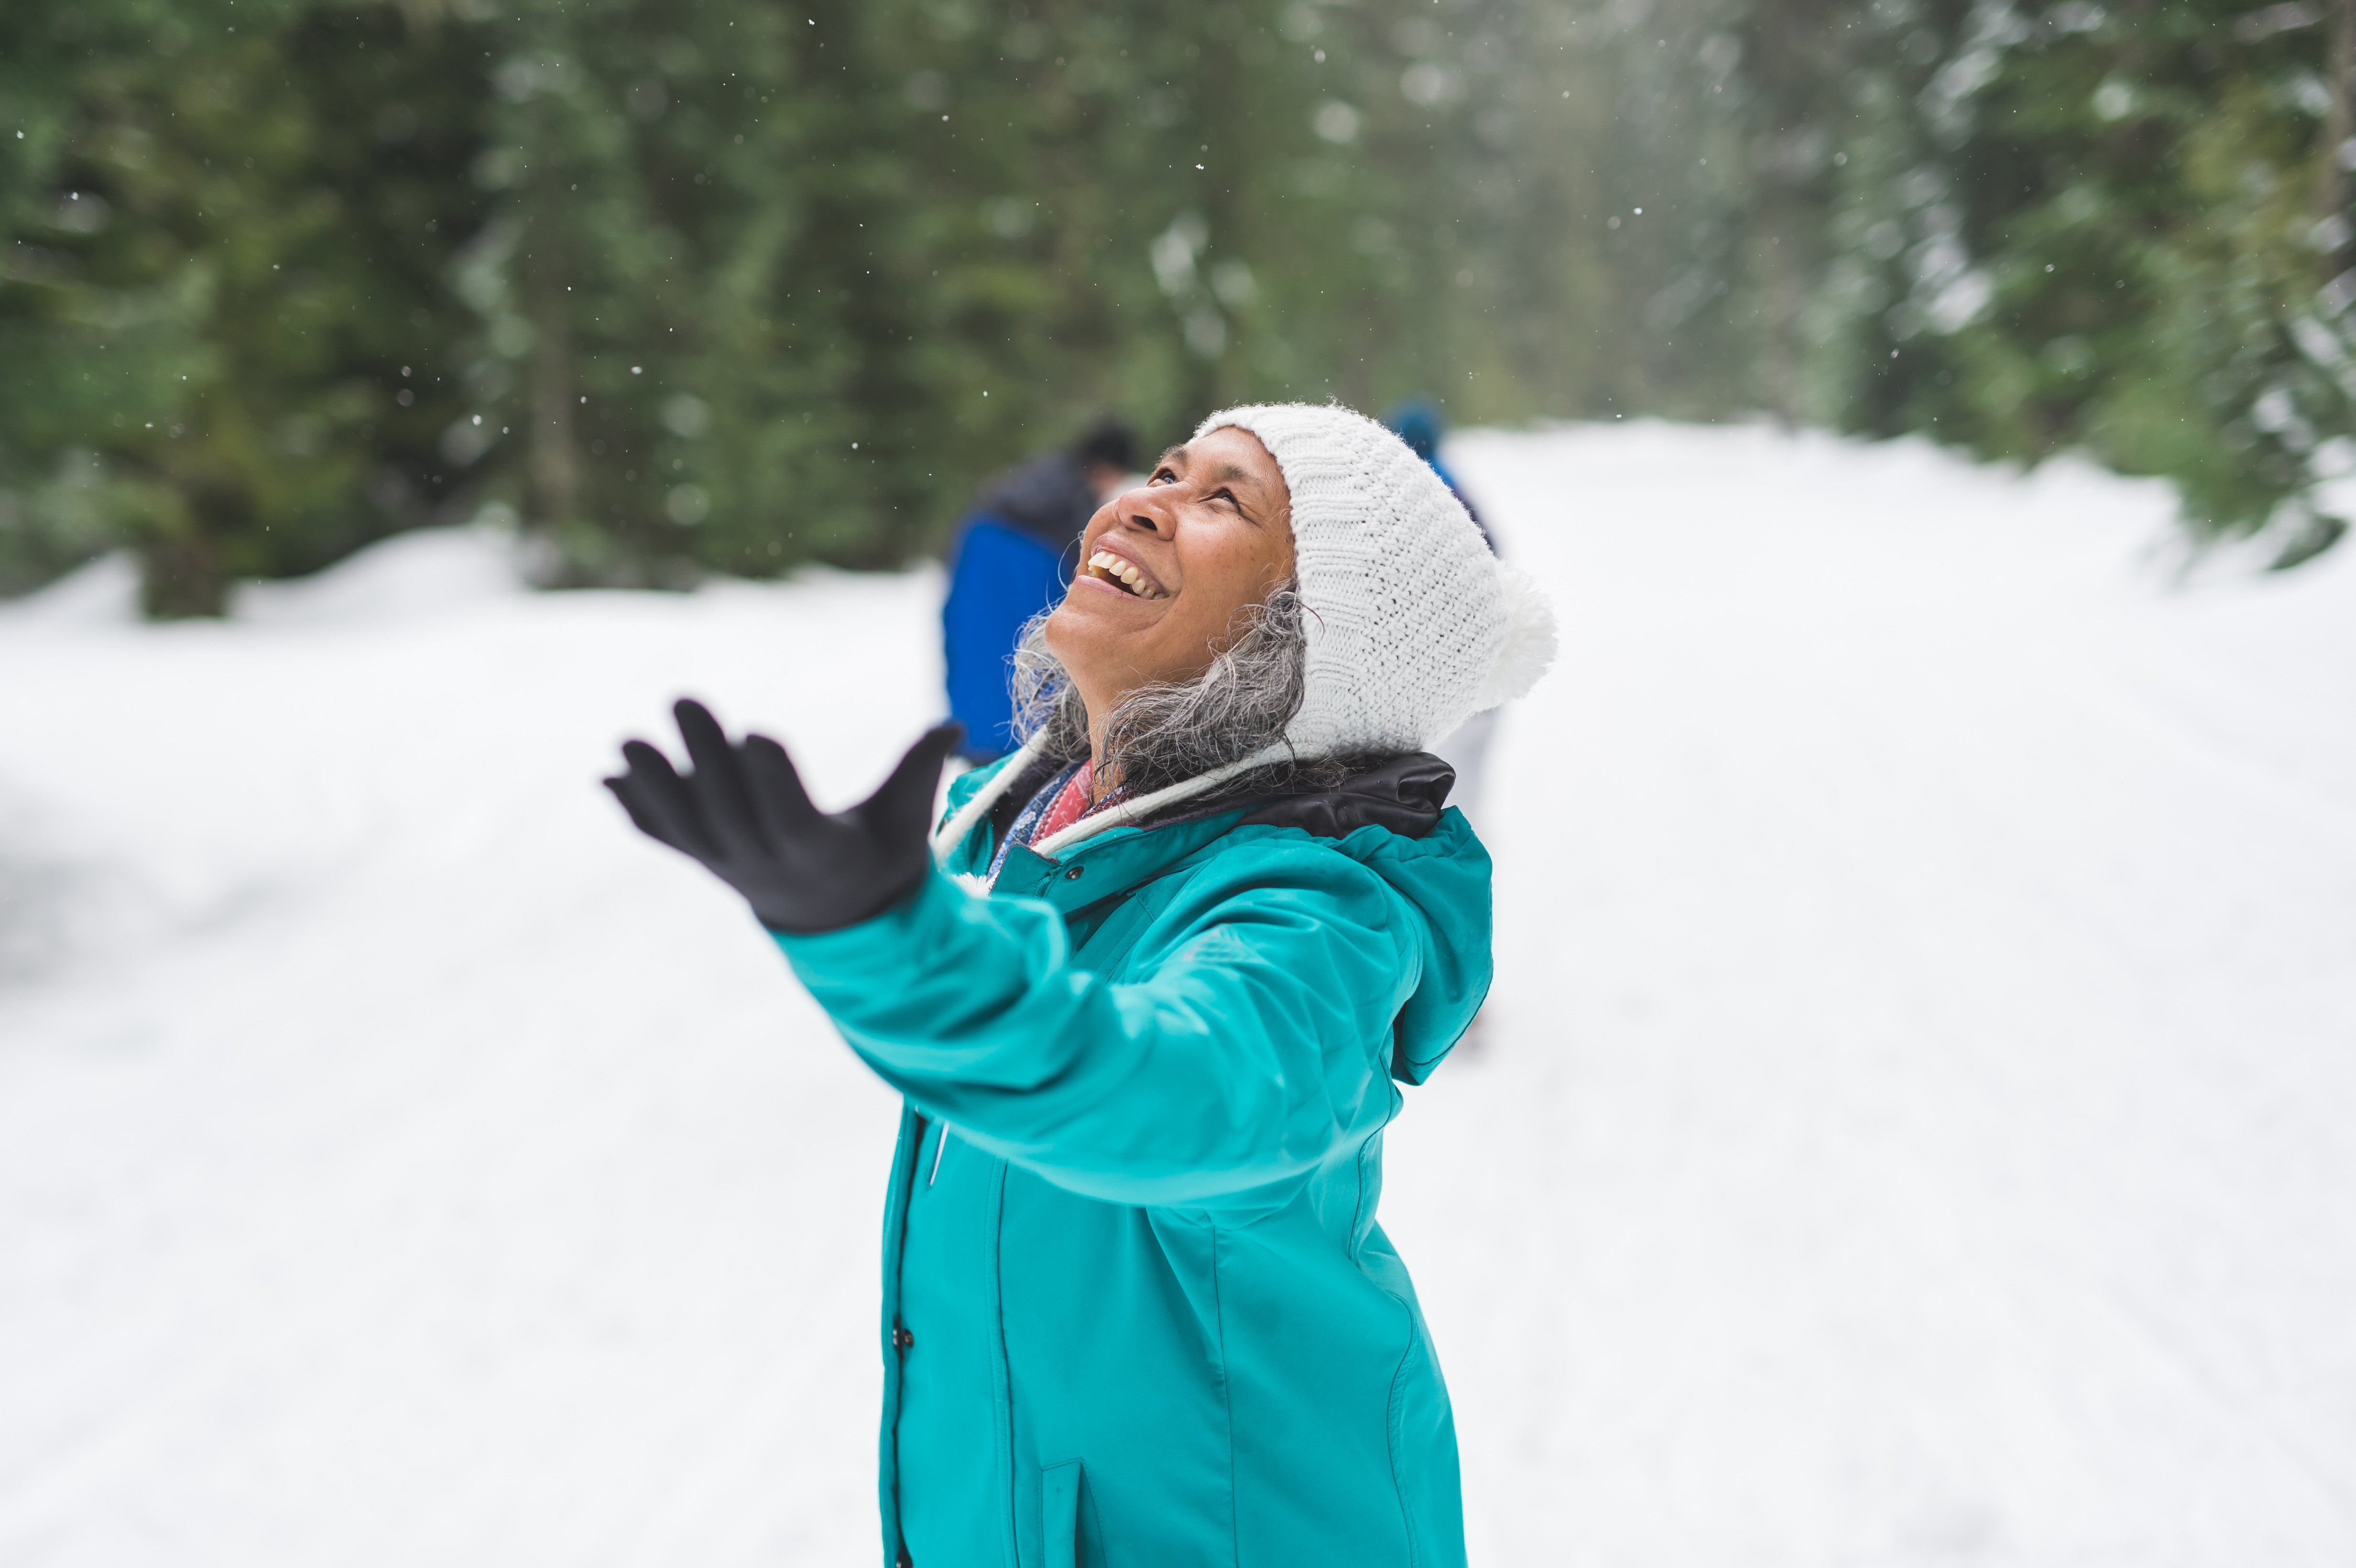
[{"xmin": 989, "ymin": 751, "xmax": 1458, "ymax": 849}]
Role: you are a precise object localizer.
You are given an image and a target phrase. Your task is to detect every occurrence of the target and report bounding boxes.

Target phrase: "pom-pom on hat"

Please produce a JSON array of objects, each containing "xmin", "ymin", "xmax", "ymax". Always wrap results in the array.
[{"xmin": 1194, "ymin": 402, "xmax": 1557, "ymax": 758}]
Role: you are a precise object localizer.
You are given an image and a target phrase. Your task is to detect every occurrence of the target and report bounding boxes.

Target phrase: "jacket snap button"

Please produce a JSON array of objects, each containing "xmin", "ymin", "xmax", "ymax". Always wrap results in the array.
[
  {"xmin": 896, "ymin": 1549, "xmax": 912, "ymax": 1568},
  {"xmin": 1064, "ymin": 864, "xmax": 1085, "ymax": 880},
  {"xmin": 892, "ymin": 1325, "xmax": 914, "ymax": 1350}
]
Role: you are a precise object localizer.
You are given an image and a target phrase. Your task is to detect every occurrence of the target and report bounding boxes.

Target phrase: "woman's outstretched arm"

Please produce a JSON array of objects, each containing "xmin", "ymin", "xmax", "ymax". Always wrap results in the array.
[{"xmin": 778, "ymin": 847, "xmax": 1424, "ymax": 1211}]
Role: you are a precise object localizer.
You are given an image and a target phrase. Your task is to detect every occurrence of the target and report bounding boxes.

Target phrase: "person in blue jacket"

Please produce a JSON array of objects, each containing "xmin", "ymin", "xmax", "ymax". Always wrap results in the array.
[
  {"xmin": 605, "ymin": 403, "xmax": 1556, "ymax": 1568},
  {"xmin": 943, "ymin": 416, "xmax": 1140, "ymax": 761}
]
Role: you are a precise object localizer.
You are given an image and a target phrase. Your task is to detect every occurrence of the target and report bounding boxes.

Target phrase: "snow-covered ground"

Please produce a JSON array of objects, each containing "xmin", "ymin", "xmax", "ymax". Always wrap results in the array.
[{"xmin": 2, "ymin": 423, "xmax": 2351, "ymax": 1567}]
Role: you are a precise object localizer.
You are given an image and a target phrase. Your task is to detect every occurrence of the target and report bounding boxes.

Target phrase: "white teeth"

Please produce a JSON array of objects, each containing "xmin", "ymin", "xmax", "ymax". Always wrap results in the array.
[{"xmin": 1089, "ymin": 551, "xmax": 1160, "ymax": 599}]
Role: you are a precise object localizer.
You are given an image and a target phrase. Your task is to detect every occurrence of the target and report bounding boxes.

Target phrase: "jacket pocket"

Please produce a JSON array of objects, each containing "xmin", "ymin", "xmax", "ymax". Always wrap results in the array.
[{"xmin": 1041, "ymin": 1460, "xmax": 1081, "ymax": 1567}]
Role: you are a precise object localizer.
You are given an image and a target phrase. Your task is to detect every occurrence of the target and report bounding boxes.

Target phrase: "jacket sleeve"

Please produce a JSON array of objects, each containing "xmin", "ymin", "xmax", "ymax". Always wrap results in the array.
[{"xmin": 773, "ymin": 846, "xmax": 1421, "ymax": 1209}]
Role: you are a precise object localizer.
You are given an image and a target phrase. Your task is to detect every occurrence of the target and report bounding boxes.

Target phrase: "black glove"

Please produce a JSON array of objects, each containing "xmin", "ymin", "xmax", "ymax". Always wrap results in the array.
[{"xmin": 604, "ymin": 698, "xmax": 962, "ymax": 935}]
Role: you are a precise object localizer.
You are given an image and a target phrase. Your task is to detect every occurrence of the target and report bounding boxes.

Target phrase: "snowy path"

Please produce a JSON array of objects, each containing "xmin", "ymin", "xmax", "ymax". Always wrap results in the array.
[{"xmin": 3, "ymin": 424, "xmax": 2352, "ymax": 1566}]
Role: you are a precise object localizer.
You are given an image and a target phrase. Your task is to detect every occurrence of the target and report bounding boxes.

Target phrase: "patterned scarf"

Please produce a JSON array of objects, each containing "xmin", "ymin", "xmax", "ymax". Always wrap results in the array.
[{"xmin": 986, "ymin": 759, "xmax": 1119, "ymax": 886}]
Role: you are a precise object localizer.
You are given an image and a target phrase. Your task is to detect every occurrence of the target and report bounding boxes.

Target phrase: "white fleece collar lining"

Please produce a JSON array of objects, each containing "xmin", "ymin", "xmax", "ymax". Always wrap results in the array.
[{"xmin": 928, "ymin": 736, "xmax": 1296, "ymax": 865}]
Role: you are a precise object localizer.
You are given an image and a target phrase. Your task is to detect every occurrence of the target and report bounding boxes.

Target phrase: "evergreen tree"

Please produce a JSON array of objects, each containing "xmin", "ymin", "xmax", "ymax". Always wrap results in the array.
[
  {"xmin": 1806, "ymin": 0, "xmax": 2356, "ymax": 562},
  {"xmin": 1, "ymin": 0, "xmax": 488, "ymax": 614}
]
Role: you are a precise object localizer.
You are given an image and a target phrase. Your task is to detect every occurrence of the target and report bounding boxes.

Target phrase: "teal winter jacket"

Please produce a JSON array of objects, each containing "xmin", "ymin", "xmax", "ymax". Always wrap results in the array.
[{"xmin": 773, "ymin": 750, "xmax": 1492, "ymax": 1568}]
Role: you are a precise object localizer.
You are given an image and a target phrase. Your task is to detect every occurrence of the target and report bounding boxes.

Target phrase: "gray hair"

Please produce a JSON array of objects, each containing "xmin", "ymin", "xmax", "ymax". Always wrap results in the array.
[{"xmin": 1009, "ymin": 583, "xmax": 1363, "ymax": 805}]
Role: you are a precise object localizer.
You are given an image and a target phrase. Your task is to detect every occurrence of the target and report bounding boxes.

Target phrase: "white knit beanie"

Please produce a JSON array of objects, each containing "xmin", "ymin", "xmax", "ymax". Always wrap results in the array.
[{"xmin": 1195, "ymin": 402, "xmax": 1557, "ymax": 758}]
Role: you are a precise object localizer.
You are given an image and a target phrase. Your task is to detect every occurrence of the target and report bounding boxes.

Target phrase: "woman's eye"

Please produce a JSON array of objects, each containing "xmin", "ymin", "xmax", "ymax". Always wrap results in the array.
[
  {"xmin": 1211, "ymin": 488, "xmax": 1238, "ymax": 509},
  {"xmin": 1149, "ymin": 468, "xmax": 1177, "ymax": 484}
]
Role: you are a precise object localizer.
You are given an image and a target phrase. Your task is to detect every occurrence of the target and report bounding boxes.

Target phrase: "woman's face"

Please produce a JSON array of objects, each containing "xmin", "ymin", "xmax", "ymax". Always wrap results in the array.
[{"xmin": 1043, "ymin": 425, "xmax": 1296, "ymax": 748}]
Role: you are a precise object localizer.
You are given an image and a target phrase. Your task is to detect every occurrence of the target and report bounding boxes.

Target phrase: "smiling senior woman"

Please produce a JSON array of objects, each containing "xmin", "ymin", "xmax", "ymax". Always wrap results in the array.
[{"xmin": 606, "ymin": 403, "xmax": 1554, "ymax": 1568}]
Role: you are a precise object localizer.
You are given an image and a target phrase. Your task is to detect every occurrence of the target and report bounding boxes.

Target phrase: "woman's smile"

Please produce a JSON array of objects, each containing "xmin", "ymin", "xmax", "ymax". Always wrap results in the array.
[{"xmin": 1080, "ymin": 545, "xmax": 1169, "ymax": 600}]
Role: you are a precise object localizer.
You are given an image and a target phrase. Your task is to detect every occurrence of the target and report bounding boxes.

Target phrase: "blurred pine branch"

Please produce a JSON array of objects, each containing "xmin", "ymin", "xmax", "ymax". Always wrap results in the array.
[{"xmin": 2, "ymin": 0, "xmax": 2346, "ymax": 616}]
